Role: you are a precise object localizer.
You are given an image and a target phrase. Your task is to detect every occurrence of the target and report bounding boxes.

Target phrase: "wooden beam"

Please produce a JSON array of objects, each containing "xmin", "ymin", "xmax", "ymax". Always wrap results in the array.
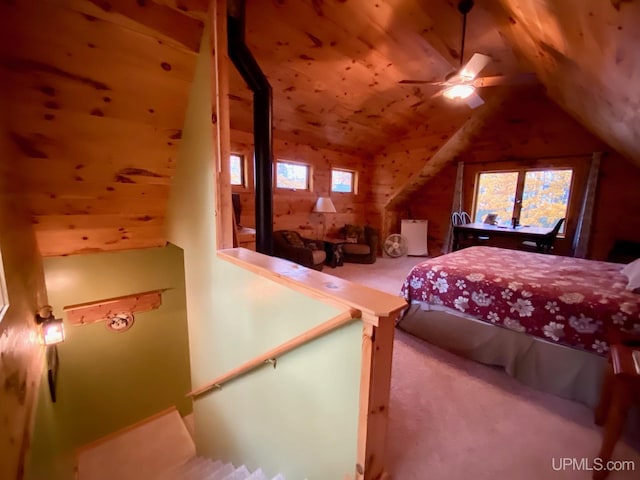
[
  {"xmin": 86, "ymin": 0, "xmax": 204, "ymax": 52},
  {"xmin": 152, "ymin": 0, "xmax": 210, "ymax": 21},
  {"xmin": 64, "ymin": 289, "xmax": 164, "ymax": 325},
  {"xmin": 385, "ymin": 89, "xmax": 513, "ymax": 211}
]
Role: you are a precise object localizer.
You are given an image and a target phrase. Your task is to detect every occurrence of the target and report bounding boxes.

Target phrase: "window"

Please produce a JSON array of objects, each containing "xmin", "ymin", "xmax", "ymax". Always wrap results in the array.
[
  {"xmin": 474, "ymin": 169, "xmax": 573, "ymax": 231},
  {"xmin": 276, "ymin": 160, "xmax": 309, "ymax": 190},
  {"xmin": 331, "ymin": 169, "xmax": 356, "ymax": 193},
  {"xmin": 230, "ymin": 154, "xmax": 244, "ymax": 186}
]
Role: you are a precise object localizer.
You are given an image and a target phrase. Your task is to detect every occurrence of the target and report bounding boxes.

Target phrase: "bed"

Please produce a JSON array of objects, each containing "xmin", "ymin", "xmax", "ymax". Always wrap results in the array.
[{"xmin": 397, "ymin": 246, "xmax": 640, "ymax": 407}]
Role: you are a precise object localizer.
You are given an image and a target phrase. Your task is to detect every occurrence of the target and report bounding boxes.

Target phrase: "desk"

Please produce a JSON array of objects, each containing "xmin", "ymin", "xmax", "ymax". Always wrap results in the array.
[{"xmin": 453, "ymin": 223, "xmax": 552, "ymax": 251}]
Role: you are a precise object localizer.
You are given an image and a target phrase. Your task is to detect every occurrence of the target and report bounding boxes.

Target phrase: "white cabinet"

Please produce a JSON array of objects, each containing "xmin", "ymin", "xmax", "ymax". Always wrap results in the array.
[{"xmin": 401, "ymin": 219, "xmax": 429, "ymax": 256}]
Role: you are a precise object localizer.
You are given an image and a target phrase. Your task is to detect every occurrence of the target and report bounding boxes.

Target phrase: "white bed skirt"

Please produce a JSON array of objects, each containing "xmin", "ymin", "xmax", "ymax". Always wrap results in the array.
[{"xmin": 398, "ymin": 303, "xmax": 606, "ymax": 408}]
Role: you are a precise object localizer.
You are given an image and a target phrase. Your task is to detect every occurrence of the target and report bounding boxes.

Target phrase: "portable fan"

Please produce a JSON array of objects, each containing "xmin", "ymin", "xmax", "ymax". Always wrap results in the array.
[{"xmin": 383, "ymin": 234, "xmax": 409, "ymax": 258}]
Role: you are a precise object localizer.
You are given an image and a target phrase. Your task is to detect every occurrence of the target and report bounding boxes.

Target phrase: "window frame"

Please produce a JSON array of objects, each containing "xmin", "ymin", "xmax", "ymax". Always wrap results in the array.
[
  {"xmin": 472, "ymin": 167, "xmax": 574, "ymax": 235},
  {"xmin": 330, "ymin": 168, "xmax": 358, "ymax": 194},
  {"xmin": 229, "ymin": 153, "xmax": 246, "ymax": 188},
  {"xmin": 275, "ymin": 159, "xmax": 312, "ymax": 192}
]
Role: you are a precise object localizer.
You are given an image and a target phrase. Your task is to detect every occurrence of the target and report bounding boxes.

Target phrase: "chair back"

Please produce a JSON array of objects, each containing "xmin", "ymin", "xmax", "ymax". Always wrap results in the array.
[
  {"xmin": 451, "ymin": 211, "xmax": 471, "ymax": 226},
  {"xmin": 542, "ymin": 218, "xmax": 565, "ymax": 252},
  {"xmin": 550, "ymin": 218, "xmax": 565, "ymax": 236}
]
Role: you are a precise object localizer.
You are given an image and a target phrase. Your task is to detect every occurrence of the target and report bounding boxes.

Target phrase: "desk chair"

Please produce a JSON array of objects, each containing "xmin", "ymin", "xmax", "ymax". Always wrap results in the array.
[
  {"xmin": 451, "ymin": 211, "xmax": 471, "ymax": 226},
  {"xmin": 520, "ymin": 218, "xmax": 565, "ymax": 254},
  {"xmin": 451, "ymin": 211, "xmax": 489, "ymax": 250}
]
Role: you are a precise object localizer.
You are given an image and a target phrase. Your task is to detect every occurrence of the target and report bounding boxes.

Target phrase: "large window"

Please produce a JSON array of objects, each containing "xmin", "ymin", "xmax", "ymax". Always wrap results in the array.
[
  {"xmin": 276, "ymin": 160, "xmax": 310, "ymax": 190},
  {"xmin": 230, "ymin": 153, "xmax": 244, "ymax": 186},
  {"xmin": 331, "ymin": 168, "xmax": 356, "ymax": 193},
  {"xmin": 474, "ymin": 169, "xmax": 573, "ymax": 231}
]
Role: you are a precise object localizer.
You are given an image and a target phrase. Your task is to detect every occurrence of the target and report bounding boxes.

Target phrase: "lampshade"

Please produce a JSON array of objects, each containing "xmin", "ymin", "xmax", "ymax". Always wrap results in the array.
[
  {"xmin": 313, "ymin": 197, "xmax": 337, "ymax": 213},
  {"xmin": 442, "ymin": 84, "xmax": 475, "ymax": 100}
]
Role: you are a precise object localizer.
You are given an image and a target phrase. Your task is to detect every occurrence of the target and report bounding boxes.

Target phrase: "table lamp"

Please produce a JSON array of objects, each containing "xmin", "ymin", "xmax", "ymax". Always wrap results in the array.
[{"xmin": 313, "ymin": 196, "xmax": 336, "ymax": 239}]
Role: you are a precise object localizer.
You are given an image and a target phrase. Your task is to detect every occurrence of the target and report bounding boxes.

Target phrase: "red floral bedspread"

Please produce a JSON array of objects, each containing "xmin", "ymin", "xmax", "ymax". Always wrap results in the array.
[{"xmin": 400, "ymin": 247, "xmax": 640, "ymax": 356}]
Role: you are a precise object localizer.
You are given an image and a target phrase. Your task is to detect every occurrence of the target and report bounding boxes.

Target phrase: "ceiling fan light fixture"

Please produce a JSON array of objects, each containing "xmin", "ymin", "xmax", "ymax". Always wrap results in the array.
[{"xmin": 442, "ymin": 84, "xmax": 475, "ymax": 100}]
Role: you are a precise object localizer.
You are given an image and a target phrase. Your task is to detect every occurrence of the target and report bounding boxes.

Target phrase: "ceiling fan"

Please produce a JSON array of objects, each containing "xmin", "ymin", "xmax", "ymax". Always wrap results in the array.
[{"xmin": 399, "ymin": 0, "xmax": 512, "ymax": 109}]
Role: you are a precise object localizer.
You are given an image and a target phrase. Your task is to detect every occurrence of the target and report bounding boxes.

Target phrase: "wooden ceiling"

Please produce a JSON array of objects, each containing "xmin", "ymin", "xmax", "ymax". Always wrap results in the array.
[{"xmin": 1, "ymin": 0, "xmax": 638, "ymax": 256}]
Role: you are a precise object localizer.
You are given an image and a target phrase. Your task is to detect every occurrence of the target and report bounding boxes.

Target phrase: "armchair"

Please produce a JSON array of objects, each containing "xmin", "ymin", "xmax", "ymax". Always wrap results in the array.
[
  {"xmin": 338, "ymin": 224, "xmax": 378, "ymax": 264},
  {"xmin": 273, "ymin": 230, "xmax": 326, "ymax": 270}
]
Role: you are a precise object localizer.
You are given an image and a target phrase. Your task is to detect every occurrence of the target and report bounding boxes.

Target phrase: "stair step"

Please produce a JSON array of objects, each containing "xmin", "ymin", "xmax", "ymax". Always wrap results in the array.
[
  {"xmin": 185, "ymin": 458, "xmax": 218, "ymax": 479},
  {"xmin": 178, "ymin": 457, "xmax": 210, "ymax": 477},
  {"xmin": 204, "ymin": 463, "xmax": 235, "ymax": 480},
  {"xmin": 222, "ymin": 465, "xmax": 250, "ymax": 480},
  {"xmin": 246, "ymin": 468, "xmax": 268, "ymax": 480},
  {"xmin": 161, "ymin": 456, "xmax": 284, "ymax": 480}
]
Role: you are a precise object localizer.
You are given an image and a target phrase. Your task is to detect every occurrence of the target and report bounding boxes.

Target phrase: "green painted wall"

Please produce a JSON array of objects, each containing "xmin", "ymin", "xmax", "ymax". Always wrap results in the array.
[
  {"xmin": 166, "ymin": 27, "xmax": 361, "ymax": 480},
  {"xmin": 26, "ymin": 245, "xmax": 191, "ymax": 480}
]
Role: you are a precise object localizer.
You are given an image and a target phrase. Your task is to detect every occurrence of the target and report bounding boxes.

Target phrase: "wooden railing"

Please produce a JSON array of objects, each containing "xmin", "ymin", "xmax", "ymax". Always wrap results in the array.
[{"xmin": 187, "ymin": 308, "xmax": 361, "ymax": 398}]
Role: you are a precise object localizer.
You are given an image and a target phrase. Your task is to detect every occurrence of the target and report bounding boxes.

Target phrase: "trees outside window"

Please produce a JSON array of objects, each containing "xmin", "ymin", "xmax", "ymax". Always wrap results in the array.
[
  {"xmin": 230, "ymin": 154, "xmax": 244, "ymax": 186},
  {"xmin": 474, "ymin": 169, "xmax": 573, "ymax": 231},
  {"xmin": 276, "ymin": 160, "xmax": 309, "ymax": 190},
  {"xmin": 331, "ymin": 169, "xmax": 356, "ymax": 193}
]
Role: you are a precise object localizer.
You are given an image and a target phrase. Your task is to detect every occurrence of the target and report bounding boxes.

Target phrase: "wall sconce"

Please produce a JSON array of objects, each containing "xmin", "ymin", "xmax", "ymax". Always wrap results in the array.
[{"xmin": 36, "ymin": 305, "xmax": 65, "ymax": 346}]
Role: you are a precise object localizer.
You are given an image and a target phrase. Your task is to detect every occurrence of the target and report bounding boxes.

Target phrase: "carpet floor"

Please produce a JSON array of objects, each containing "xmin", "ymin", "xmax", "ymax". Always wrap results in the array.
[{"xmin": 326, "ymin": 257, "xmax": 640, "ymax": 480}]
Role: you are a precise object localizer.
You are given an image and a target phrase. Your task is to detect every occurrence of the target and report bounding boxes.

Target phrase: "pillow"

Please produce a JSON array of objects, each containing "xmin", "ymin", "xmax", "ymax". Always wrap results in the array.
[
  {"xmin": 343, "ymin": 224, "xmax": 364, "ymax": 243},
  {"xmin": 282, "ymin": 231, "xmax": 304, "ymax": 248},
  {"xmin": 621, "ymin": 258, "xmax": 640, "ymax": 292}
]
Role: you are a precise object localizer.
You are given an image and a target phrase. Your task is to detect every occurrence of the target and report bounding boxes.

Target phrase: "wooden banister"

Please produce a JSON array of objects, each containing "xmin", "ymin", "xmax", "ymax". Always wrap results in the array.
[{"xmin": 187, "ymin": 308, "xmax": 361, "ymax": 397}]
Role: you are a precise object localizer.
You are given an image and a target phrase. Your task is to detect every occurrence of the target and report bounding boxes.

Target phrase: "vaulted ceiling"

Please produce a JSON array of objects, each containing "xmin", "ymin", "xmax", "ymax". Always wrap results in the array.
[{"xmin": 1, "ymin": 0, "xmax": 638, "ymax": 256}]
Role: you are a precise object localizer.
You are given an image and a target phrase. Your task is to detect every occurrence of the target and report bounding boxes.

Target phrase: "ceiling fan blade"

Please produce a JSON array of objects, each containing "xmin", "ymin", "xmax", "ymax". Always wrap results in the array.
[
  {"xmin": 399, "ymin": 79, "xmax": 446, "ymax": 85},
  {"xmin": 465, "ymin": 91, "xmax": 485, "ymax": 109},
  {"xmin": 474, "ymin": 72, "xmax": 538, "ymax": 88},
  {"xmin": 460, "ymin": 53, "xmax": 491, "ymax": 80}
]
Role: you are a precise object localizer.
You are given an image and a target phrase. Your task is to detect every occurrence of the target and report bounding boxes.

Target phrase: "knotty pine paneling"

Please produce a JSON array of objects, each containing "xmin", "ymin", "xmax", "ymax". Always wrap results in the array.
[
  {"xmin": 490, "ymin": 0, "xmax": 640, "ymax": 168},
  {"xmin": 230, "ymin": 0, "xmax": 522, "ymax": 157},
  {"xmin": 230, "ymin": 130, "xmax": 372, "ymax": 239},
  {"xmin": 590, "ymin": 153, "xmax": 640, "ymax": 261},
  {"xmin": 0, "ymin": 0, "xmax": 199, "ymax": 257},
  {"xmin": 0, "ymin": 125, "xmax": 48, "ymax": 480}
]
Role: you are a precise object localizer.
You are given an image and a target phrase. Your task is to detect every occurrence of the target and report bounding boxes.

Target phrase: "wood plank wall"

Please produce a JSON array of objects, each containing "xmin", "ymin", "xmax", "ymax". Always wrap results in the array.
[
  {"xmin": 230, "ymin": 130, "xmax": 372, "ymax": 240},
  {"xmin": 0, "ymin": 123, "xmax": 48, "ymax": 480},
  {"xmin": 368, "ymin": 86, "xmax": 640, "ymax": 260}
]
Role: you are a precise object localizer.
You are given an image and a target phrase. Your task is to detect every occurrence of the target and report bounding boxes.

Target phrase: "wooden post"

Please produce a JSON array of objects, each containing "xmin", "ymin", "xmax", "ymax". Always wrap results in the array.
[
  {"xmin": 356, "ymin": 312, "xmax": 399, "ymax": 480},
  {"xmin": 210, "ymin": 0, "xmax": 234, "ymax": 249}
]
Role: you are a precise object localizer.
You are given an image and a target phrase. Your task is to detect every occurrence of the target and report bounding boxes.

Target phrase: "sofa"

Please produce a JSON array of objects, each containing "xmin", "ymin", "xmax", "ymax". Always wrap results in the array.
[
  {"xmin": 273, "ymin": 230, "xmax": 326, "ymax": 270},
  {"xmin": 337, "ymin": 224, "xmax": 378, "ymax": 264}
]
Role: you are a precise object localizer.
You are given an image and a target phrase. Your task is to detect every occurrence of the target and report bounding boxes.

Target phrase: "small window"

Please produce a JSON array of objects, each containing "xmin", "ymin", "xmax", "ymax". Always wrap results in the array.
[
  {"xmin": 331, "ymin": 169, "xmax": 356, "ymax": 193},
  {"xmin": 230, "ymin": 154, "xmax": 244, "ymax": 186},
  {"xmin": 474, "ymin": 168, "xmax": 573, "ymax": 232},
  {"xmin": 276, "ymin": 160, "xmax": 309, "ymax": 190}
]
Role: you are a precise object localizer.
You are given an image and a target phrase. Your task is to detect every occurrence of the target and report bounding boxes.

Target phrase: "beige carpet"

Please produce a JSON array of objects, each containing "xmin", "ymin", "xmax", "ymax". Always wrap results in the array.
[
  {"xmin": 325, "ymin": 256, "xmax": 426, "ymax": 296},
  {"xmin": 327, "ymin": 257, "xmax": 640, "ymax": 480}
]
